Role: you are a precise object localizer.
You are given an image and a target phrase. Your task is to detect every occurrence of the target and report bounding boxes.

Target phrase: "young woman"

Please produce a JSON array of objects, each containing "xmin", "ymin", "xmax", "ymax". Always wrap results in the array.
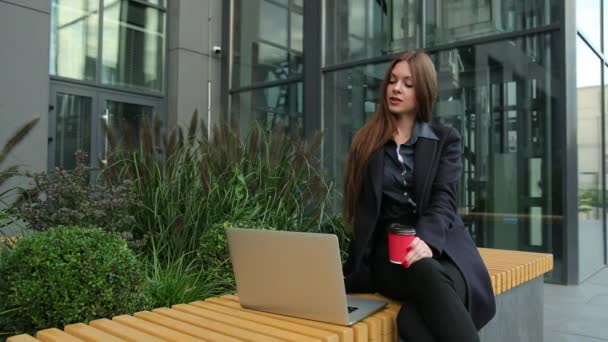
[{"xmin": 342, "ymin": 50, "xmax": 496, "ymax": 341}]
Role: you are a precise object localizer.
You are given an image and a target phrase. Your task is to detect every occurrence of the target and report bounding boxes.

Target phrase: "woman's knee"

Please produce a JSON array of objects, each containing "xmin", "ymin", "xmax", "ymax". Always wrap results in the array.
[{"xmin": 408, "ymin": 257, "xmax": 446, "ymax": 285}]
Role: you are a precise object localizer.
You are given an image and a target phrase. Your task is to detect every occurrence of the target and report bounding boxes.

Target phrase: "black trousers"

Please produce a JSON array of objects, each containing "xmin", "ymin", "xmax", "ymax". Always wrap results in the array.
[{"xmin": 372, "ymin": 241, "xmax": 479, "ymax": 342}]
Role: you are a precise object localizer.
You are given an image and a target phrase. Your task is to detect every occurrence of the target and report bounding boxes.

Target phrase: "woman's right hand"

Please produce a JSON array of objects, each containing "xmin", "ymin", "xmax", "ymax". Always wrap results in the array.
[{"xmin": 403, "ymin": 237, "xmax": 433, "ymax": 268}]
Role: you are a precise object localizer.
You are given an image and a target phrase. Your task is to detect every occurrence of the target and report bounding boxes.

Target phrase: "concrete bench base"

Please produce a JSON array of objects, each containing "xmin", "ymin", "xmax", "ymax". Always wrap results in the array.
[{"xmin": 479, "ymin": 277, "xmax": 543, "ymax": 342}]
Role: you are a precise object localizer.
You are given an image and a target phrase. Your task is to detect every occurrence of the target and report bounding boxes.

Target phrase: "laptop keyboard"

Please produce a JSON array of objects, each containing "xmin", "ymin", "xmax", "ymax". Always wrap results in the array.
[{"xmin": 347, "ymin": 306, "xmax": 358, "ymax": 313}]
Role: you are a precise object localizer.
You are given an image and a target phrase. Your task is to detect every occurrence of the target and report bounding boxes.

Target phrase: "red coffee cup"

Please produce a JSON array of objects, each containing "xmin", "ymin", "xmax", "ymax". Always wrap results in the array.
[{"xmin": 388, "ymin": 224, "xmax": 416, "ymax": 264}]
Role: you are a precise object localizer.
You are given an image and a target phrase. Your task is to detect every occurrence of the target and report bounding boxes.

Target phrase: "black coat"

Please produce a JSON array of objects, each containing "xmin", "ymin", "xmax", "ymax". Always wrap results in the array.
[{"xmin": 343, "ymin": 123, "xmax": 496, "ymax": 330}]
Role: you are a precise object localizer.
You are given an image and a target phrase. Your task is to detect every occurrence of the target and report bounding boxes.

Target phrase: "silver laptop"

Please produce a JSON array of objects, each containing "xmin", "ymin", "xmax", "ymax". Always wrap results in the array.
[{"xmin": 226, "ymin": 227, "xmax": 387, "ymax": 326}]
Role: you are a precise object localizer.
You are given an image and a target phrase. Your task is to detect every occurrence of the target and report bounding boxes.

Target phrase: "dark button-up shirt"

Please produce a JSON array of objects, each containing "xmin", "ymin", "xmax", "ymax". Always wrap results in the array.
[{"xmin": 379, "ymin": 121, "xmax": 439, "ymax": 223}]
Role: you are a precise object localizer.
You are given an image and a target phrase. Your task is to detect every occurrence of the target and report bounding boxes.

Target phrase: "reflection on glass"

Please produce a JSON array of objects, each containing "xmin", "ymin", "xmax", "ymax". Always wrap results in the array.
[
  {"xmin": 426, "ymin": 0, "xmax": 554, "ymax": 47},
  {"xmin": 55, "ymin": 93, "xmax": 92, "ymax": 169},
  {"xmin": 576, "ymin": 37, "xmax": 605, "ymax": 281},
  {"xmin": 143, "ymin": 0, "xmax": 164, "ymax": 6},
  {"xmin": 577, "ymin": 0, "xmax": 601, "ymax": 49},
  {"xmin": 322, "ymin": 63, "xmax": 388, "ymax": 193},
  {"xmin": 50, "ymin": 0, "xmax": 99, "ymax": 81},
  {"xmin": 102, "ymin": 0, "xmax": 165, "ymax": 91},
  {"xmin": 232, "ymin": 0, "xmax": 303, "ymax": 87},
  {"xmin": 605, "ymin": 3, "xmax": 608, "ymax": 52},
  {"xmin": 105, "ymin": 100, "xmax": 154, "ymax": 151},
  {"xmin": 324, "ymin": 34, "xmax": 561, "ymax": 262},
  {"xmin": 232, "ymin": 83, "xmax": 303, "ymax": 135},
  {"xmin": 324, "ymin": 0, "xmax": 557, "ymax": 65},
  {"xmin": 325, "ymin": 0, "xmax": 388, "ymax": 65}
]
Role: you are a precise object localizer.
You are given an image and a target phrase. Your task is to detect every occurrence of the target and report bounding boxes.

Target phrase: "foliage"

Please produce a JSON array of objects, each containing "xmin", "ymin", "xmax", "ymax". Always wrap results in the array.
[
  {"xmin": 0, "ymin": 226, "xmax": 147, "ymax": 334},
  {"xmin": 144, "ymin": 242, "xmax": 233, "ymax": 308},
  {"xmin": 10, "ymin": 151, "xmax": 139, "ymax": 234},
  {"xmin": 0, "ymin": 117, "xmax": 39, "ymax": 232},
  {"xmin": 101, "ymin": 111, "xmax": 340, "ymax": 261},
  {"xmin": 0, "ymin": 245, "xmax": 16, "ymax": 339},
  {"xmin": 316, "ymin": 214, "xmax": 351, "ymax": 262}
]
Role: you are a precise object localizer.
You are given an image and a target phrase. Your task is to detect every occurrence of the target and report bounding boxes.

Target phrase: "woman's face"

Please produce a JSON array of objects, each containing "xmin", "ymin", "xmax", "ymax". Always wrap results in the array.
[{"xmin": 386, "ymin": 61, "xmax": 417, "ymax": 117}]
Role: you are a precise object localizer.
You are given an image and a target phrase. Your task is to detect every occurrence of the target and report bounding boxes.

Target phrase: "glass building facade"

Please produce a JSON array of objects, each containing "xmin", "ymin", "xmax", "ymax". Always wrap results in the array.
[
  {"xmin": 44, "ymin": 0, "xmax": 608, "ymax": 284},
  {"xmin": 48, "ymin": 0, "xmax": 165, "ymax": 170},
  {"xmin": 225, "ymin": 0, "xmax": 608, "ymax": 284}
]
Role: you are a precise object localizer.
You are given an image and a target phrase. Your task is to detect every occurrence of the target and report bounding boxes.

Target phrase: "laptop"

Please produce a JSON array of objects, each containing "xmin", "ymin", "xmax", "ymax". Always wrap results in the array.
[{"xmin": 226, "ymin": 227, "xmax": 387, "ymax": 326}]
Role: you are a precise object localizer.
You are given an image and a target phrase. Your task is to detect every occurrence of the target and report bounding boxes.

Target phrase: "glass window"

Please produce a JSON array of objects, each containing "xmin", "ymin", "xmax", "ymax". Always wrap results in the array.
[
  {"xmin": 605, "ymin": 0, "xmax": 608, "ymax": 52},
  {"xmin": 433, "ymin": 35, "xmax": 562, "ymax": 261},
  {"xmin": 104, "ymin": 99, "xmax": 155, "ymax": 150},
  {"xmin": 231, "ymin": 82, "xmax": 303, "ymax": 135},
  {"xmin": 425, "ymin": 0, "xmax": 555, "ymax": 47},
  {"xmin": 50, "ymin": 0, "xmax": 166, "ymax": 92},
  {"xmin": 50, "ymin": 0, "xmax": 99, "ymax": 81},
  {"xmin": 54, "ymin": 93, "xmax": 92, "ymax": 169},
  {"xmin": 324, "ymin": 0, "xmax": 390, "ymax": 66},
  {"xmin": 577, "ymin": 0, "xmax": 601, "ymax": 49},
  {"xmin": 322, "ymin": 62, "xmax": 388, "ymax": 192},
  {"xmin": 324, "ymin": 0, "xmax": 557, "ymax": 66},
  {"xmin": 232, "ymin": 0, "xmax": 303, "ymax": 88},
  {"xmin": 323, "ymin": 33, "xmax": 564, "ymax": 278},
  {"xmin": 576, "ymin": 37, "xmax": 605, "ymax": 281},
  {"xmin": 143, "ymin": 0, "xmax": 164, "ymax": 6},
  {"xmin": 102, "ymin": 0, "xmax": 165, "ymax": 92}
]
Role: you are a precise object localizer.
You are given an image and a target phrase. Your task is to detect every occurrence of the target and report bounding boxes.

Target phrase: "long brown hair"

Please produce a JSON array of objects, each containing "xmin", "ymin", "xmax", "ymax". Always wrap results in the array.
[{"xmin": 343, "ymin": 50, "xmax": 438, "ymax": 226}]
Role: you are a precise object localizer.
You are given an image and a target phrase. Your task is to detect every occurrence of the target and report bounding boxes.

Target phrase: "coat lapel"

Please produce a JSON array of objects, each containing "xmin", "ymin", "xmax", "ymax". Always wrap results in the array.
[
  {"xmin": 368, "ymin": 148, "xmax": 384, "ymax": 211},
  {"xmin": 414, "ymin": 137, "xmax": 438, "ymax": 212}
]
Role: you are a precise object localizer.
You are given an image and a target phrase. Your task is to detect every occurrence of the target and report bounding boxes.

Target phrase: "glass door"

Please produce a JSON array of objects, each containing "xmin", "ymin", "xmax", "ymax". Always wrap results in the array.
[
  {"xmin": 98, "ymin": 93, "xmax": 161, "ymax": 166},
  {"xmin": 48, "ymin": 84, "xmax": 97, "ymax": 170},
  {"xmin": 49, "ymin": 82, "xmax": 164, "ymax": 171}
]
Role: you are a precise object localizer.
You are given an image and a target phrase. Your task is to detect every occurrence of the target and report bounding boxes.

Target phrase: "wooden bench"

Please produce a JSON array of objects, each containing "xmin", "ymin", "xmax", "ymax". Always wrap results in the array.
[
  {"xmin": 0, "ymin": 236, "xmax": 17, "ymax": 246},
  {"xmin": 8, "ymin": 248, "xmax": 552, "ymax": 342}
]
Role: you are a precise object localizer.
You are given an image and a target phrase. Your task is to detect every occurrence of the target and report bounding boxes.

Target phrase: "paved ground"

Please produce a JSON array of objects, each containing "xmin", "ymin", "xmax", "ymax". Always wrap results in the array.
[{"xmin": 545, "ymin": 266, "xmax": 608, "ymax": 341}]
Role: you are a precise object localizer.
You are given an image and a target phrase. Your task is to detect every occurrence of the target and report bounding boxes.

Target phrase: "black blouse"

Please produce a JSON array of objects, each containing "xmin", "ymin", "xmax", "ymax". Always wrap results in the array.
[{"xmin": 379, "ymin": 121, "xmax": 439, "ymax": 224}]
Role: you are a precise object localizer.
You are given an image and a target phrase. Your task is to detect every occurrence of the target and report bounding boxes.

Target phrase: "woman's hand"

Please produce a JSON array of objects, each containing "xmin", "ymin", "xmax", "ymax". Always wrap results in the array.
[{"xmin": 403, "ymin": 237, "xmax": 433, "ymax": 268}]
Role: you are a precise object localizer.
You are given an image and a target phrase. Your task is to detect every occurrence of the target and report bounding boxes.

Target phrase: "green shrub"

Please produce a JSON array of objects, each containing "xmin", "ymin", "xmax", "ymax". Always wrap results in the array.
[
  {"xmin": 10, "ymin": 152, "xmax": 139, "ymax": 234},
  {"xmin": 0, "ymin": 226, "xmax": 147, "ymax": 334},
  {"xmin": 0, "ymin": 246, "xmax": 17, "ymax": 339},
  {"xmin": 196, "ymin": 220, "xmax": 277, "ymax": 291},
  {"xmin": 145, "ymin": 244, "xmax": 233, "ymax": 308},
  {"xmin": 101, "ymin": 111, "xmax": 339, "ymax": 261}
]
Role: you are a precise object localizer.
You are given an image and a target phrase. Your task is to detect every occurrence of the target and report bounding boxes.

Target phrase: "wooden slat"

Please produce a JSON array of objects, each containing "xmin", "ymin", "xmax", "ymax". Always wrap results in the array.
[
  {"xmin": 36, "ymin": 328, "xmax": 84, "ymax": 342},
  {"xmin": 0, "ymin": 236, "xmax": 18, "ymax": 247},
  {"xmin": 219, "ymin": 295, "xmax": 376, "ymax": 342},
  {"xmin": 6, "ymin": 335, "xmax": 40, "ymax": 342},
  {"xmin": 112, "ymin": 315, "xmax": 203, "ymax": 341},
  {"xmin": 134, "ymin": 310, "xmax": 240, "ymax": 342},
  {"xmin": 63, "ymin": 323, "xmax": 124, "ymax": 342},
  {"xmin": 361, "ymin": 317, "xmax": 381, "ymax": 341},
  {"xmin": 153, "ymin": 307, "xmax": 283, "ymax": 342},
  {"xmin": 351, "ymin": 323, "xmax": 369, "ymax": 342},
  {"xmin": 174, "ymin": 303, "xmax": 322, "ymax": 342},
  {"xmin": 194, "ymin": 299, "xmax": 340, "ymax": 342},
  {"xmin": 89, "ymin": 319, "xmax": 164, "ymax": 342},
  {"xmin": 210, "ymin": 297, "xmax": 354, "ymax": 342}
]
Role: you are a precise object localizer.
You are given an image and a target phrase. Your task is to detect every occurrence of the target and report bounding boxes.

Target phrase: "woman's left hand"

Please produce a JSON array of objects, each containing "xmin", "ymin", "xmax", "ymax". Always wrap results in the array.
[{"xmin": 403, "ymin": 237, "xmax": 433, "ymax": 268}]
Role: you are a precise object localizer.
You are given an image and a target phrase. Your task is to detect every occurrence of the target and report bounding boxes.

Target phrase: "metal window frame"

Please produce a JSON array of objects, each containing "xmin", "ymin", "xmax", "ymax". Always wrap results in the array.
[
  {"xmin": 48, "ymin": 0, "xmax": 168, "ymax": 97},
  {"xmin": 322, "ymin": 23, "xmax": 562, "ymax": 74}
]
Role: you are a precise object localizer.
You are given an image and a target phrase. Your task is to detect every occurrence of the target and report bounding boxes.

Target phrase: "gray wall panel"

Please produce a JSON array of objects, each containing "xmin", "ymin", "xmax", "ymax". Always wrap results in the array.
[
  {"xmin": 167, "ymin": 0, "xmax": 223, "ymax": 132},
  {"xmin": 1, "ymin": 0, "xmax": 50, "ymax": 14},
  {"xmin": 0, "ymin": 1, "xmax": 51, "ymax": 207}
]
